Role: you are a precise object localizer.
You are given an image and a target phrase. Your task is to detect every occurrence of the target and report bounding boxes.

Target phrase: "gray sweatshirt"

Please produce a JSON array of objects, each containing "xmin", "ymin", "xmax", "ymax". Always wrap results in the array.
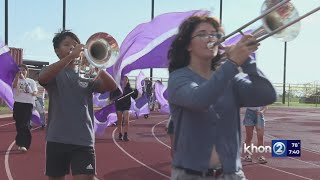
[{"xmin": 168, "ymin": 59, "xmax": 276, "ymax": 173}]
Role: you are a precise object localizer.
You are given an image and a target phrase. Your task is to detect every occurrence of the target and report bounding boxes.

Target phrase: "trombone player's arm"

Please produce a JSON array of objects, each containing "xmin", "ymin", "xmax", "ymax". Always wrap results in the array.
[
  {"xmin": 93, "ymin": 70, "xmax": 117, "ymax": 93},
  {"xmin": 38, "ymin": 44, "xmax": 84, "ymax": 85}
]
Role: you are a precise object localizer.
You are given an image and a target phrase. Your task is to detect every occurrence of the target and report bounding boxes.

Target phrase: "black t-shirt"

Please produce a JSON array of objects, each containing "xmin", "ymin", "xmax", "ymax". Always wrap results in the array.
[{"xmin": 114, "ymin": 87, "xmax": 138, "ymax": 111}]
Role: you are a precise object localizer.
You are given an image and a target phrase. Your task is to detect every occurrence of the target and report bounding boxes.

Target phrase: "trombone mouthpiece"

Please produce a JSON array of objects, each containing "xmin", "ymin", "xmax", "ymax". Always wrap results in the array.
[{"xmin": 207, "ymin": 42, "xmax": 216, "ymax": 49}]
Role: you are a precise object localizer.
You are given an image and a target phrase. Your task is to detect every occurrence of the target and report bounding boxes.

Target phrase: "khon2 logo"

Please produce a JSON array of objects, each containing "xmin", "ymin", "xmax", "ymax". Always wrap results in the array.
[
  {"xmin": 243, "ymin": 140, "xmax": 301, "ymax": 157},
  {"xmin": 272, "ymin": 140, "xmax": 301, "ymax": 157}
]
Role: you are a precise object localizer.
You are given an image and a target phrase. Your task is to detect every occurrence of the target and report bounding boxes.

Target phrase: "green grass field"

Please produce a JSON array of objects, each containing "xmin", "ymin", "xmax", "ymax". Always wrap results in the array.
[
  {"xmin": 0, "ymin": 106, "xmax": 12, "ymax": 114},
  {"xmin": 272, "ymin": 102, "xmax": 320, "ymax": 107},
  {"xmin": 0, "ymin": 100, "xmax": 49, "ymax": 115},
  {"xmin": 1, "ymin": 100, "xmax": 319, "ymax": 115}
]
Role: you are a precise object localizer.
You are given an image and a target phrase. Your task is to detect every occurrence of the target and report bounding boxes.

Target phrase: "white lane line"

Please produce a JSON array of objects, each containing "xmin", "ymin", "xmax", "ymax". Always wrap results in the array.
[
  {"xmin": 112, "ymin": 122, "xmax": 170, "ymax": 179},
  {"xmin": 264, "ymin": 114, "xmax": 320, "ymax": 154},
  {"xmin": 287, "ymin": 157, "xmax": 320, "ymax": 168},
  {"xmin": 5, "ymin": 141, "xmax": 15, "ymax": 180},
  {"xmin": 257, "ymin": 164, "xmax": 313, "ymax": 180},
  {"xmin": 151, "ymin": 120, "xmax": 170, "ymax": 149},
  {"xmin": 266, "ymin": 114, "xmax": 320, "ymax": 122},
  {"xmin": 0, "ymin": 122, "xmax": 15, "ymax": 127},
  {"xmin": 152, "ymin": 120, "xmax": 314, "ymax": 180},
  {"xmin": 252, "ymin": 115, "xmax": 320, "ymax": 165},
  {"xmin": 5, "ymin": 126, "xmax": 42, "ymax": 180}
]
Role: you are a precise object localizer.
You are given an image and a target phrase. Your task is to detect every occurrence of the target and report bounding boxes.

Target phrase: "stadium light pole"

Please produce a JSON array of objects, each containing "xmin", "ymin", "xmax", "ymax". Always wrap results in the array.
[
  {"xmin": 282, "ymin": 42, "xmax": 287, "ymax": 104},
  {"xmin": 150, "ymin": 0, "xmax": 154, "ymax": 81},
  {"xmin": 63, "ymin": 0, "xmax": 66, "ymax": 30},
  {"xmin": 219, "ymin": 0, "xmax": 223, "ymax": 23},
  {"xmin": 5, "ymin": 0, "xmax": 8, "ymax": 45}
]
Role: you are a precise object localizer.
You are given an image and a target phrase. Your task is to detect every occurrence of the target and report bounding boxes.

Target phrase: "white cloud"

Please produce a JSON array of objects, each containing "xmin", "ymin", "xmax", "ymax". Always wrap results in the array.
[
  {"xmin": 11, "ymin": 26, "xmax": 53, "ymax": 48},
  {"xmin": 23, "ymin": 26, "xmax": 52, "ymax": 41}
]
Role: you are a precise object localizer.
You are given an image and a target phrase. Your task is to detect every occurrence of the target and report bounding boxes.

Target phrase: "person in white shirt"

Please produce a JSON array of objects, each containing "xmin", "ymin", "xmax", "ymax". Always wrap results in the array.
[
  {"xmin": 243, "ymin": 106, "xmax": 268, "ymax": 164},
  {"xmin": 12, "ymin": 64, "xmax": 38, "ymax": 152}
]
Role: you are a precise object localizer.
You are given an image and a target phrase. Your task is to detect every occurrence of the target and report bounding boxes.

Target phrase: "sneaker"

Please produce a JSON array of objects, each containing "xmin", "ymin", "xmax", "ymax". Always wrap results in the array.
[
  {"xmin": 244, "ymin": 155, "xmax": 252, "ymax": 162},
  {"xmin": 123, "ymin": 132, "xmax": 129, "ymax": 142},
  {"xmin": 118, "ymin": 133, "xmax": 123, "ymax": 140},
  {"xmin": 18, "ymin": 146, "xmax": 27, "ymax": 152},
  {"xmin": 258, "ymin": 156, "xmax": 267, "ymax": 164}
]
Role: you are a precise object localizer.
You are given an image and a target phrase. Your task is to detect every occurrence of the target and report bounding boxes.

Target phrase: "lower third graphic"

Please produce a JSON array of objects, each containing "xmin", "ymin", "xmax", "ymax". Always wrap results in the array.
[{"xmin": 272, "ymin": 140, "xmax": 301, "ymax": 157}]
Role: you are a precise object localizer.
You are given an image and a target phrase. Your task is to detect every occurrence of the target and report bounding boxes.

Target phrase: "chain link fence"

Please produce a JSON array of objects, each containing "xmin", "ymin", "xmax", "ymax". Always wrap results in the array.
[
  {"xmin": 273, "ymin": 82, "xmax": 320, "ymax": 107},
  {"xmin": 2, "ymin": 79, "xmax": 320, "ymax": 114}
]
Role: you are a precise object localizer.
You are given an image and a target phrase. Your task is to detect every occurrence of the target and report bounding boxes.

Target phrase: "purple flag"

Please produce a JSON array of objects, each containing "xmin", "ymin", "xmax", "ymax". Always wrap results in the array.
[
  {"xmin": 98, "ymin": 92, "xmax": 110, "ymax": 100},
  {"xmin": 131, "ymin": 95, "xmax": 150, "ymax": 117},
  {"xmin": 31, "ymin": 109, "xmax": 41, "ymax": 126},
  {"xmin": 136, "ymin": 71, "xmax": 146, "ymax": 95},
  {"xmin": 0, "ymin": 79, "xmax": 14, "ymax": 109},
  {"xmin": 93, "ymin": 93, "xmax": 109, "ymax": 107},
  {"xmin": 94, "ymin": 103, "xmax": 116, "ymax": 122},
  {"xmin": 93, "ymin": 103, "xmax": 116, "ymax": 135},
  {"xmin": 0, "ymin": 44, "xmax": 19, "ymax": 86},
  {"xmin": 93, "ymin": 101, "xmax": 140, "ymax": 136},
  {"xmin": 94, "ymin": 114, "xmax": 117, "ymax": 136},
  {"xmin": 94, "ymin": 110, "xmax": 138, "ymax": 136},
  {"xmin": 154, "ymin": 81, "xmax": 170, "ymax": 114},
  {"xmin": 112, "ymin": 10, "xmax": 209, "ymax": 84},
  {"xmin": 131, "ymin": 73, "xmax": 150, "ymax": 117},
  {"xmin": 0, "ymin": 41, "xmax": 19, "ymax": 110}
]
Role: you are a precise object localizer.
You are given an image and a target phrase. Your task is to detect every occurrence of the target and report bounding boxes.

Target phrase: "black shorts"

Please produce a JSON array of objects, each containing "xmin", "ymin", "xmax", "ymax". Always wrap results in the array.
[
  {"xmin": 115, "ymin": 104, "xmax": 131, "ymax": 112},
  {"xmin": 45, "ymin": 141, "xmax": 96, "ymax": 177}
]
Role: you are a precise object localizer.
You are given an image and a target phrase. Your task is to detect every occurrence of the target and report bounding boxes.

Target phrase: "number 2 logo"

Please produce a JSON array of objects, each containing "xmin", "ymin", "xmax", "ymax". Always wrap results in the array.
[{"xmin": 273, "ymin": 142, "xmax": 286, "ymax": 155}]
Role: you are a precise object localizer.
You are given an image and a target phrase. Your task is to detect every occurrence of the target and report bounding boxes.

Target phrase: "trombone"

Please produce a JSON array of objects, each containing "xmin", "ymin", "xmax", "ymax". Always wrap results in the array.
[{"xmin": 208, "ymin": 0, "xmax": 320, "ymax": 48}]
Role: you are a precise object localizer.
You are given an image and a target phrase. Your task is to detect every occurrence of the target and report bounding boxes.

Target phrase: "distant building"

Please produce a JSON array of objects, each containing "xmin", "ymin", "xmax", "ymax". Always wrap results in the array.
[
  {"xmin": 9, "ymin": 47, "xmax": 23, "ymax": 65},
  {"xmin": 23, "ymin": 59, "xmax": 49, "ymax": 80},
  {"xmin": 9, "ymin": 47, "xmax": 49, "ymax": 81}
]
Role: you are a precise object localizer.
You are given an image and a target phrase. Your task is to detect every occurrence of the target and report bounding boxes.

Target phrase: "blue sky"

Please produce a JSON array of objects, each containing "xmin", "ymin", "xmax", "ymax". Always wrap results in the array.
[{"xmin": 1, "ymin": 0, "xmax": 319, "ymax": 84}]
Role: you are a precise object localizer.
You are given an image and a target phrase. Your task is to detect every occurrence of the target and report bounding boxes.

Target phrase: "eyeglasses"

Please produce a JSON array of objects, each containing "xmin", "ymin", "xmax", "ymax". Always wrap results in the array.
[{"xmin": 192, "ymin": 32, "xmax": 224, "ymax": 41}]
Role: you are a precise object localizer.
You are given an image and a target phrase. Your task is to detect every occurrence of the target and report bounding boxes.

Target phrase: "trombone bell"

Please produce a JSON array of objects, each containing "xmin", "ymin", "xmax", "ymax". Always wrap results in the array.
[
  {"xmin": 257, "ymin": 0, "xmax": 301, "ymax": 42},
  {"xmin": 84, "ymin": 32, "xmax": 119, "ymax": 69},
  {"xmin": 78, "ymin": 32, "xmax": 119, "ymax": 81}
]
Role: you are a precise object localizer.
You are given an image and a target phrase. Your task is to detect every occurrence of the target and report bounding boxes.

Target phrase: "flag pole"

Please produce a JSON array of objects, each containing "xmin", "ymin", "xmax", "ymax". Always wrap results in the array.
[
  {"xmin": 62, "ymin": 0, "xmax": 66, "ymax": 30},
  {"xmin": 219, "ymin": 0, "xmax": 223, "ymax": 23},
  {"xmin": 150, "ymin": 0, "xmax": 154, "ymax": 81},
  {"xmin": 282, "ymin": 42, "xmax": 287, "ymax": 104},
  {"xmin": 5, "ymin": 0, "xmax": 8, "ymax": 45}
]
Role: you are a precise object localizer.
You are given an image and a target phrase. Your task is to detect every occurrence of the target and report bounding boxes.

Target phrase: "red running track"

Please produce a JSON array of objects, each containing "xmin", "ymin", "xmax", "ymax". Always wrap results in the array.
[{"xmin": 0, "ymin": 107, "xmax": 319, "ymax": 180}]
